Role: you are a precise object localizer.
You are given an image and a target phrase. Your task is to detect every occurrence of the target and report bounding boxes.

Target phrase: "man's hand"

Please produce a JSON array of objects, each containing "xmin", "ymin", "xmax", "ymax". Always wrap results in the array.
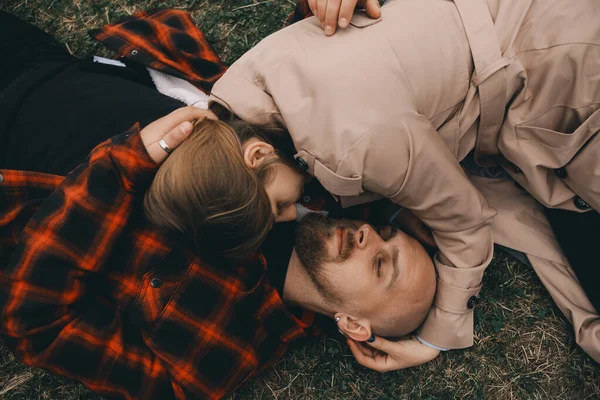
[
  {"xmin": 347, "ymin": 336, "xmax": 440, "ymax": 372},
  {"xmin": 140, "ymin": 106, "xmax": 217, "ymax": 164},
  {"xmin": 308, "ymin": 0, "xmax": 381, "ymax": 36}
]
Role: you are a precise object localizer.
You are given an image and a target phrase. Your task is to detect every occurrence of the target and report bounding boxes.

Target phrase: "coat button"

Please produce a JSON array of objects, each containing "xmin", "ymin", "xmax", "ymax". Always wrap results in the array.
[
  {"xmin": 296, "ymin": 157, "xmax": 308, "ymax": 172},
  {"xmin": 554, "ymin": 167, "xmax": 567, "ymax": 179},
  {"xmin": 150, "ymin": 278, "xmax": 163, "ymax": 288},
  {"xmin": 573, "ymin": 196, "xmax": 591, "ymax": 210},
  {"xmin": 467, "ymin": 296, "xmax": 479, "ymax": 309},
  {"xmin": 303, "ymin": 195, "xmax": 311, "ymax": 203},
  {"xmin": 130, "ymin": 49, "xmax": 139, "ymax": 56},
  {"xmin": 0, "ymin": 173, "xmax": 4, "ymax": 184}
]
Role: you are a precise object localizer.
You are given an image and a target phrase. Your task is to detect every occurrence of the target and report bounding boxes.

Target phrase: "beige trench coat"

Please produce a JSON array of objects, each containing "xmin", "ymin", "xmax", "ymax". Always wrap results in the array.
[
  {"xmin": 468, "ymin": 174, "xmax": 599, "ymax": 363},
  {"xmin": 210, "ymin": 0, "xmax": 600, "ymax": 349}
]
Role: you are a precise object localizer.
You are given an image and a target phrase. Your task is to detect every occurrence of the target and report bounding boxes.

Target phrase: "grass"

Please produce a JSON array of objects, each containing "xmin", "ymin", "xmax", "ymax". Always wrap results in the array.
[{"xmin": 1, "ymin": 0, "xmax": 599, "ymax": 398}]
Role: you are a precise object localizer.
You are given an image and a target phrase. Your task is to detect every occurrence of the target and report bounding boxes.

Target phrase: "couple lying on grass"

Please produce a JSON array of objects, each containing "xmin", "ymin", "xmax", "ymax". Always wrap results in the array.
[{"xmin": 1, "ymin": 0, "xmax": 599, "ymax": 398}]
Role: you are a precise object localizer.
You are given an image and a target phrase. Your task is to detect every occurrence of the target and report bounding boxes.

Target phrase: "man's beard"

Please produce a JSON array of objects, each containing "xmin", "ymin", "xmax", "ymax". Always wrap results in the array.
[{"xmin": 295, "ymin": 213, "xmax": 360, "ymax": 280}]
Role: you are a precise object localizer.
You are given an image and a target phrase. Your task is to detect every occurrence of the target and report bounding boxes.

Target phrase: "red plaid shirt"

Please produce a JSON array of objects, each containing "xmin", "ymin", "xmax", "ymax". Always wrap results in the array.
[
  {"xmin": 0, "ymin": 6, "xmax": 372, "ymax": 399},
  {"xmin": 0, "ymin": 124, "xmax": 310, "ymax": 399}
]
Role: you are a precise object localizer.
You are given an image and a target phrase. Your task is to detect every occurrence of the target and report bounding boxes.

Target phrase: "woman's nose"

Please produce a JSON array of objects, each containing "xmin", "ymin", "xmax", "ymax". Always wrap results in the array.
[{"xmin": 275, "ymin": 204, "xmax": 297, "ymax": 223}]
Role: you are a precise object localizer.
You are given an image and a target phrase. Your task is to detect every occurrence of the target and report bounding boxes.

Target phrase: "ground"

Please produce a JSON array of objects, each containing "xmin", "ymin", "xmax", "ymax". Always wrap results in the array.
[{"xmin": 0, "ymin": 0, "xmax": 599, "ymax": 399}]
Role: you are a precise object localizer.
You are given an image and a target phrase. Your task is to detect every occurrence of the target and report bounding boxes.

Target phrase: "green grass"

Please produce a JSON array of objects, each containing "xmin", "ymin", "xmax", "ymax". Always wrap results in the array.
[{"xmin": 1, "ymin": 1, "xmax": 599, "ymax": 398}]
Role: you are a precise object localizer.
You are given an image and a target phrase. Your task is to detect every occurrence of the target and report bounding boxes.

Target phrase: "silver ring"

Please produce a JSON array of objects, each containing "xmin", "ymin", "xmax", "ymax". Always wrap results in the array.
[{"xmin": 158, "ymin": 139, "xmax": 172, "ymax": 154}]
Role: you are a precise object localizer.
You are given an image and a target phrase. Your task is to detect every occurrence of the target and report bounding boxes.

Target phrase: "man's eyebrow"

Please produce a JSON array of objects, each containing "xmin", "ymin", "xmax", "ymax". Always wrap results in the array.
[{"xmin": 387, "ymin": 246, "xmax": 400, "ymax": 290}]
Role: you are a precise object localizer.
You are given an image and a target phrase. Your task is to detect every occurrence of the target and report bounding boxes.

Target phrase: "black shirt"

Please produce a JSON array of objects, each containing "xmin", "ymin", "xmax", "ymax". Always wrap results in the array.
[{"xmin": 1, "ymin": 60, "xmax": 184, "ymax": 175}]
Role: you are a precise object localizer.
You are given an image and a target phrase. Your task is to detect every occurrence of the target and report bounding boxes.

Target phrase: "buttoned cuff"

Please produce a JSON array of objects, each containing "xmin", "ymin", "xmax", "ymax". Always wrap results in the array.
[
  {"xmin": 417, "ymin": 255, "xmax": 485, "ymax": 349},
  {"xmin": 433, "ymin": 279, "xmax": 482, "ymax": 314}
]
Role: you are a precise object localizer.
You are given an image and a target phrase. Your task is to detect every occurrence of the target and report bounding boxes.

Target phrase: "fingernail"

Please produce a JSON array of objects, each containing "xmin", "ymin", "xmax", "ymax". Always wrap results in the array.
[
  {"xmin": 324, "ymin": 26, "xmax": 333, "ymax": 36},
  {"xmin": 367, "ymin": 334, "xmax": 375, "ymax": 343},
  {"xmin": 180, "ymin": 121, "xmax": 193, "ymax": 134},
  {"xmin": 339, "ymin": 18, "xmax": 348, "ymax": 28}
]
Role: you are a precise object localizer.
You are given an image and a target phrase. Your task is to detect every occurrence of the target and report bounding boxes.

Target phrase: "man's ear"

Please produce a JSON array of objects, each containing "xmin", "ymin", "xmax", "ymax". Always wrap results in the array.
[
  {"xmin": 243, "ymin": 139, "xmax": 275, "ymax": 170},
  {"xmin": 335, "ymin": 313, "xmax": 371, "ymax": 342}
]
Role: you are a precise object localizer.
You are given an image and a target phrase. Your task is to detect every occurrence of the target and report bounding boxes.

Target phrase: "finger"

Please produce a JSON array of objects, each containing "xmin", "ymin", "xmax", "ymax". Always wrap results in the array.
[
  {"xmin": 348, "ymin": 340, "xmax": 389, "ymax": 372},
  {"xmin": 307, "ymin": 0, "xmax": 318, "ymax": 16},
  {"xmin": 144, "ymin": 106, "xmax": 216, "ymax": 143},
  {"xmin": 364, "ymin": 0, "xmax": 382, "ymax": 19},
  {"xmin": 364, "ymin": 335, "xmax": 401, "ymax": 355},
  {"xmin": 316, "ymin": 0, "xmax": 326, "ymax": 23},
  {"xmin": 348, "ymin": 339, "xmax": 373, "ymax": 358},
  {"xmin": 323, "ymin": 0, "xmax": 341, "ymax": 35},
  {"xmin": 147, "ymin": 121, "xmax": 193, "ymax": 165},
  {"xmin": 338, "ymin": 0, "xmax": 356, "ymax": 28}
]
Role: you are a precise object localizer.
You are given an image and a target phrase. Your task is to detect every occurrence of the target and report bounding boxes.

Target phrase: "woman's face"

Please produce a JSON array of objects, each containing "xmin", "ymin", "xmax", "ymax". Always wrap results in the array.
[
  {"xmin": 263, "ymin": 163, "xmax": 306, "ymax": 222},
  {"xmin": 242, "ymin": 138, "xmax": 307, "ymax": 223}
]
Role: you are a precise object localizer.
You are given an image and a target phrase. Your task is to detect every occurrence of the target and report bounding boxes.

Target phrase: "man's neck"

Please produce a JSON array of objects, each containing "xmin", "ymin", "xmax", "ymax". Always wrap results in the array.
[{"xmin": 282, "ymin": 250, "xmax": 333, "ymax": 317}]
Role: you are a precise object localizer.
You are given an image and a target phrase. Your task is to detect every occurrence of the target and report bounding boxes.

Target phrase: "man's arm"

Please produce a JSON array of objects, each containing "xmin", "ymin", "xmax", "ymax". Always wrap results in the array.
[
  {"xmin": 349, "ymin": 112, "xmax": 496, "ymax": 351},
  {"xmin": 0, "ymin": 108, "xmax": 221, "ymax": 399}
]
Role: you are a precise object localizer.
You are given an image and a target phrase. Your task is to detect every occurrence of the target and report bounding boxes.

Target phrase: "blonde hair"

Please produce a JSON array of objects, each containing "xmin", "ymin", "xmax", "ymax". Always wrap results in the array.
[{"xmin": 144, "ymin": 118, "xmax": 274, "ymax": 261}]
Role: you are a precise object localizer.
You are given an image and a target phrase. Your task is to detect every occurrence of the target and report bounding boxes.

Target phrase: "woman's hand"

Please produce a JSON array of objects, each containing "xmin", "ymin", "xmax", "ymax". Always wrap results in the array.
[
  {"xmin": 140, "ymin": 106, "xmax": 217, "ymax": 164},
  {"xmin": 347, "ymin": 335, "xmax": 440, "ymax": 372},
  {"xmin": 308, "ymin": 0, "xmax": 381, "ymax": 36}
]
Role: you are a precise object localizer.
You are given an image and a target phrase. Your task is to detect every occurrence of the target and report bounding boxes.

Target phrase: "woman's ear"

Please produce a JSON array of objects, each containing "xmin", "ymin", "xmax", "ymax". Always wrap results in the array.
[
  {"xmin": 243, "ymin": 139, "xmax": 275, "ymax": 169},
  {"xmin": 335, "ymin": 313, "xmax": 372, "ymax": 342}
]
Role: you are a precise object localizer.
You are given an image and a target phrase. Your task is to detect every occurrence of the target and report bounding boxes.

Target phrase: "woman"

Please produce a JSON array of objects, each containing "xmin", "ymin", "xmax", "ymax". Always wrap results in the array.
[
  {"xmin": 0, "ymin": 12, "xmax": 319, "ymax": 399},
  {"xmin": 144, "ymin": 116, "xmax": 307, "ymax": 260},
  {"xmin": 0, "ymin": 10, "xmax": 289, "ymax": 262}
]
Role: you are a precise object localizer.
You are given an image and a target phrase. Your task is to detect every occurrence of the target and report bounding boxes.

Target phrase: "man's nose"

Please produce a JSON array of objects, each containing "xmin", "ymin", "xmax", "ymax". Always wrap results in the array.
[{"xmin": 355, "ymin": 224, "xmax": 371, "ymax": 250}]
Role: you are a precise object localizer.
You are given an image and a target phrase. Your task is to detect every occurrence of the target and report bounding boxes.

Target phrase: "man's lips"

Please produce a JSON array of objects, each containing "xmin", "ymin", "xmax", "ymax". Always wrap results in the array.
[{"xmin": 336, "ymin": 227, "xmax": 345, "ymax": 256}]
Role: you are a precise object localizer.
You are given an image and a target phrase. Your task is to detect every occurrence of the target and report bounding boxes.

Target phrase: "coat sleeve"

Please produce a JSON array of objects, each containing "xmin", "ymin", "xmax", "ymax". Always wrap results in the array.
[
  {"xmin": 209, "ymin": 31, "xmax": 288, "ymax": 129},
  {"xmin": 345, "ymin": 112, "xmax": 497, "ymax": 349},
  {"xmin": 0, "ymin": 126, "xmax": 190, "ymax": 399}
]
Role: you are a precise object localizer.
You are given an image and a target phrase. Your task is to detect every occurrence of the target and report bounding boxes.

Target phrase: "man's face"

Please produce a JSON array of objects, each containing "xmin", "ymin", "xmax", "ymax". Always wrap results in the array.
[{"xmin": 295, "ymin": 214, "xmax": 436, "ymax": 336}]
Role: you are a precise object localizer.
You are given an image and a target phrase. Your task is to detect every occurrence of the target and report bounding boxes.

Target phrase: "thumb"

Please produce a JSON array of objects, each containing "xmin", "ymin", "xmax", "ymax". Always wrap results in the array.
[
  {"xmin": 364, "ymin": 0, "xmax": 382, "ymax": 18},
  {"xmin": 168, "ymin": 120, "xmax": 195, "ymax": 148}
]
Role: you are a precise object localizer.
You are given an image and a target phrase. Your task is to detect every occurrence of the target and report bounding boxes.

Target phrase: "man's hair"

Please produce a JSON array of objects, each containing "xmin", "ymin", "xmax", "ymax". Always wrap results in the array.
[
  {"xmin": 144, "ymin": 118, "xmax": 273, "ymax": 261},
  {"xmin": 295, "ymin": 214, "xmax": 355, "ymax": 305}
]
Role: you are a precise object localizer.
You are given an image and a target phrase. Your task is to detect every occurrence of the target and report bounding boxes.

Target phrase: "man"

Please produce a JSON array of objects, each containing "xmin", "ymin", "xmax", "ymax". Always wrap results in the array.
[
  {"xmin": 1, "ymin": 8, "xmax": 597, "ymax": 400},
  {"xmin": 209, "ymin": 0, "xmax": 600, "ymax": 364},
  {"xmin": 0, "ymin": 10, "xmax": 436, "ymax": 399}
]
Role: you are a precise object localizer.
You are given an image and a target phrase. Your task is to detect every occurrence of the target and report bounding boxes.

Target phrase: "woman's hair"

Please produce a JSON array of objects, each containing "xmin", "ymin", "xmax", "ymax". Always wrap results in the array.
[{"xmin": 144, "ymin": 118, "xmax": 274, "ymax": 261}]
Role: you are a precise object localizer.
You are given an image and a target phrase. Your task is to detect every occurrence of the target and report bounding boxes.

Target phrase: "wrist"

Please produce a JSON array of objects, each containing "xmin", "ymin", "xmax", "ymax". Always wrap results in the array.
[{"xmin": 416, "ymin": 335, "xmax": 449, "ymax": 351}]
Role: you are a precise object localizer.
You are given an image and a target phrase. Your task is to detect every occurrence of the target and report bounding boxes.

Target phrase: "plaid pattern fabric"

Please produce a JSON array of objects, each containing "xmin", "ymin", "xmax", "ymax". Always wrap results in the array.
[
  {"xmin": 0, "ymin": 125, "xmax": 308, "ymax": 400},
  {"xmin": 90, "ymin": 9, "xmax": 228, "ymax": 94},
  {"xmin": 0, "ymin": 171, "xmax": 64, "ymax": 264}
]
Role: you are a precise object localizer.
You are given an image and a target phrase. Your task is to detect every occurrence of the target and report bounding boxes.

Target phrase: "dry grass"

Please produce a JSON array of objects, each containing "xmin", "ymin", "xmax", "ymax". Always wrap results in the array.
[{"xmin": 1, "ymin": 0, "xmax": 599, "ymax": 399}]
